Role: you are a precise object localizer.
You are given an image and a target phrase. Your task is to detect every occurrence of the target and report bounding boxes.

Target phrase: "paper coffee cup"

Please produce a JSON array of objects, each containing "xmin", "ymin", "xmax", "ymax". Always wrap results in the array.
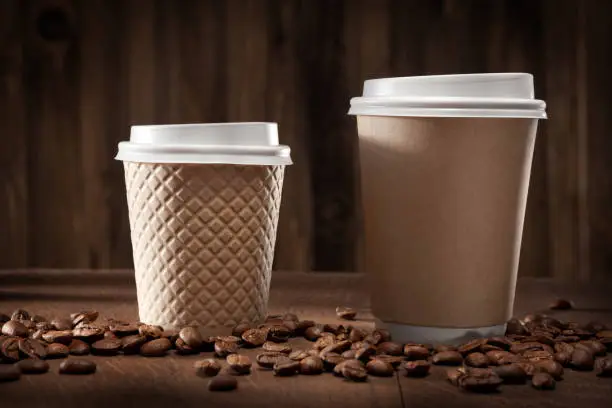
[
  {"xmin": 349, "ymin": 73, "xmax": 547, "ymax": 344},
  {"xmin": 115, "ymin": 123, "xmax": 291, "ymax": 331}
]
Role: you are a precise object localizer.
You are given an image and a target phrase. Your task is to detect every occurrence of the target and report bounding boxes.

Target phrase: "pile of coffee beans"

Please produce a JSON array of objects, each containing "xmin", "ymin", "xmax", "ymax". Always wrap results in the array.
[{"xmin": 1, "ymin": 304, "xmax": 611, "ymax": 393}]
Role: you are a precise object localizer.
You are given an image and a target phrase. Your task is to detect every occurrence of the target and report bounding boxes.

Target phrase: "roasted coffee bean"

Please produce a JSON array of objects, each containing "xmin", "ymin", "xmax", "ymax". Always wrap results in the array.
[
  {"xmin": 72, "ymin": 326, "xmax": 104, "ymax": 343},
  {"xmin": 527, "ymin": 334, "xmax": 556, "ymax": 347},
  {"xmin": 511, "ymin": 342, "xmax": 553, "ymax": 355},
  {"xmin": 373, "ymin": 355, "xmax": 404, "ymax": 368},
  {"xmin": 42, "ymin": 330, "xmax": 73, "ymax": 345},
  {"xmin": 242, "ymin": 328, "xmax": 268, "ymax": 347},
  {"xmin": 2, "ymin": 320, "xmax": 29, "ymax": 337},
  {"xmin": 139, "ymin": 338, "xmax": 171, "ymax": 357},
  {"xmin": 289, "ymin": 349, "xmax": 311, "ymax": 361},
  {"xmin": 263, "ymin": 341, "xmax": 292, "ymax": 354},
  {"xmin": 347, "ymin": 328, "xmax": 365, "ymax": 343},
  {"xmin": 91, "ymin": 338, "xmax": 122, "ymax": 356},
  {"xmin": 109, "ymin": 323, "xmax": 139, "ymax": 336},
  {"xmin": 31, "ymin": 330, "xmax": 45, "ymax": 342},
  {"xmin": 549, "ymin": 298, "xmax": 573, "ymax": 310},
  {"xmin": 300, "ymin": 356, "xmax": 324, "ymax": 375},
  {"xmin": 231, "ymin": 323, "xmax": 251, "ymax": 338},
  {"xmin": 314, "ymin": 334, "xmax": 336, "ymax": 350},
  {"xmin": 535, "ymin": 359, "xmax": 564, "ymax": 380},
  {"xmin": 365, "ymin": 359, "xmax": 393, "ymax": 377},
  {"xmin": 323, "ymin": 324, "xmax": 341, "ymax": 335},
  {"xmin": 554, "ymin": 342, "xmax": 575, "ymax": 354},
  {"xmin": 570, "ymin": 348, "xmax": 595, "ymax": 371},
  {"xmin": 139, "ymin": 324, "xmax": 163, "ymax": 339},
  {"xmin": 227, "ymin": 354, "xmax": 252, "ymax": 375},
  {"xmin": 555, "ymin": 335, "xmax": 580, "ymax": 343},
  {"xmin": 195, "ymin": 359, "xmax": 221, "ymax": 377},
  {"xmin": 256, "ymin": 352, "xmax": 290, "ymax": 369},
  {"xmin": 162, "ymin": 329, "xmax": 180, "ymax": 344},
  {"xmin": 273, "ymin": 359, "xmax": 300, "ymax": 376},
  {"xmin": 295, "ymin": 320, "xmax": 316, "ymax": 335},
  {"xmin": 532, "ymin": 372, "xmax": 555, "ymax": 390},
  {"xmin": 432, "ymin": 351, "xmax": 463, "ymax": 366},
  {"xmin": 175, "ymin": 338, "xmax": 199, "ymax": 355},
  {"xmin": 367, "ymin": 329, "xmax": 391, "ymax": 345},
  {"xmin": 11, "ymin": 309, "xmax": 30, "ymax": 321},
  {"xmin": 1, "ymin": 337, "xmax": 20, "ymax": 362},
  {"xmin": 402, "ymin": 360, "xmax": 430, "ymax": 377},
  {"xmin": 331, "ymin": 359, "xmax": 360, "ymax": 376},
  {"xmin": 434, "ymin": 344, "xmax": 457, "ymax": 353},
  {"xmin": 46, "ymin": 343, "xmax": 70, "ymax": 359},
  {"xmin": 208, "ymin": 375, "xmax": 237, "ymax": 391},
  {"xmin": 304, "ymin": 326, "xmax": 323, "ymax": 341},
  {"xmin": 554, "ymin": 351, "xmax": 571, "ymax": 366},
  {"xmin": 267, "ymin": 325, "xmax": 291, "ymax": 343},
  {"xmin": 485, "ymin": 350, "xmax": 519, "ymax": 366},
  {"xmin": 377, "ymin": 341, "xmax": 403, "ymax": 356},
  {"xmin": 59, "ymin": 359, "xmax": 97, "ymax": 375},
  {"xmin": 351, "ymin": 340, "xmax": 371, "ymax": 350},
  {"xmin": 579, "ymin": 340, "xmax": 607, "ymax": 357},
  {"xmin": 458, "ymin": 338, "xmax": 487, "ymax": 356},
  {"xmin": 18, "ymin": 338, "xmax": 47, "ymax": 359},
  {"xmin": 320, "ymin": 340, "xmax": 351, "ymax": 357},
  {"xmin": 505, "ymin": 318, "xmax": 528, "ymax": 336},
  {"xmin": 17, "ymin": 359, "xmax": 50, "ymax": 374},
  {"xmin": 71, "ymin": 310, "xmax": 99, "ymax": 326},
  {"xmin": 342, "ymin": 349, "xmax": 356, "ymax": 359},
  {"xmin": 214, "ymin": 340, "xmax": 238, "ymax": 358},
  {"xmin": 516, "ymin": 362, "xmax": 538, "ymax": 378},
  {"xmin": 0, "ymin": 313, "xmax": 10, "ymax": 324},
  {"xmin": 355, "ymin": 345, "xmax": 377, "ymax": 363},
  {"xmin": 486, "ymin": 337, "xmax": 512, "ymax": 351},
  {"xmin": 29, "ymin": 315, "xmax": 46, "ymax": 324},
  {"xmin": 458, "ymin": 370, "xmax": 502, "ymax": 393},
  {"xmin": 35, "ymin": 322, "xmax": 54, "ymax": 332},
  {"xmin": 216, "ymin": 335, "xmax": 241, "ymax": 344},
  {"xmin": 342, "ymin": 363, "xmax": 368, "ymax": 382},
  {"xmin": 322, "ymin": 353, "xmax": 346, "ymax": 371},
  {"xmin": 51, "ymin": 318, "xmax": 73, "ymax": 331},
  {"xmin": 178, "ymin": 326, "xmax": 203, "ymax": 349},
  {"xmin": 493, "ymin": 363, "xmax": 527, "ymax": 384},
  {"xmin": 68, "ymin": 339, "xmax": 90, "ymax": 356},
  {"xmin": 523, "ymin": 349, "xmax": 554, "ymax": 362},
  {"xmin": 336, "ymin": 306, "xmax": 357, "ymax": 320},
  {"xmin": 401, "ymin": 345, "xmax": 429, "ymax": 361},
  {"xmin": 0, "ymin": 364, "xmax": 21, "ymax": 382},
  {"xmin": 447, "ymin": 368, "xmax": 466, "ymax": 386},
  {"xmin": 465, "ymin": 352, "xmax": 490, "ymax": 368},
  {"xmin": 121, "ymin": 335, "xmax": 147, "ymax": 355},
  {"xmin": 480, "ymin": 344, "xmax": 503, "ymax": 353},
  {"xmin": 595, "ymin": 358, "xmax": 612, "ymax": 377}
]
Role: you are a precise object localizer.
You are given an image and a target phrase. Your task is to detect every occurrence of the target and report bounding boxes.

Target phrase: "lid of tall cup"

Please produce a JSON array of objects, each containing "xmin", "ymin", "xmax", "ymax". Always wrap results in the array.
[
  {"xmin": 115, "ymin": 122, "xmax": 292, "ymax": 165},
  {"xmin": 348, "ymin": 73, "xmax": 547, "ymax": 119}
]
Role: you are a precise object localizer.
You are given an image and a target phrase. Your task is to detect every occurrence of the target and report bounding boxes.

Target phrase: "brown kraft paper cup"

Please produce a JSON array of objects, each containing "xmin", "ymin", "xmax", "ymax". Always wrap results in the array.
[{"xmin": 357, "ymin": 115, "xmax": 538, "ymax": 336}]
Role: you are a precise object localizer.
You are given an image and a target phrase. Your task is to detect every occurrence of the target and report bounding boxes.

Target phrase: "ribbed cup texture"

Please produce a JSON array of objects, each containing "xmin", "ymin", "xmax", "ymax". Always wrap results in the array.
[{"xmin": 124, "ymin": 162, "xmax": 285, "ymax": 330}]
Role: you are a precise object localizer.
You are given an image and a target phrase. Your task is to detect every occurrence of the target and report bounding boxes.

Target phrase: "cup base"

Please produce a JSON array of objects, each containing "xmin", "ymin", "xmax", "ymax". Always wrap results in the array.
[{"xmin": 376, "ymin": 320, "xmax": 507, "ymax": 345}]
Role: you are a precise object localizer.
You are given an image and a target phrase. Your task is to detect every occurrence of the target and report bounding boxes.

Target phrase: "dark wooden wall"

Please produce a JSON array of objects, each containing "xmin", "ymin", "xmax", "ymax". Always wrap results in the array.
[{"xmin": 1, "ymin": 0, "xmax": 611, "ymax": 279}]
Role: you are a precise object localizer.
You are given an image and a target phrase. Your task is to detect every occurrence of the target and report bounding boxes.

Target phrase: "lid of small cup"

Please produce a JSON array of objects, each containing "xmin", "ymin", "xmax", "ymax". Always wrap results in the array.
[
  {"xmin": 348, "ymin": 73, "xmax": 547, "ymax": 119},
  {"xmin": 115, "ymin": 122, "xmax": 292, "ymax": 165}
]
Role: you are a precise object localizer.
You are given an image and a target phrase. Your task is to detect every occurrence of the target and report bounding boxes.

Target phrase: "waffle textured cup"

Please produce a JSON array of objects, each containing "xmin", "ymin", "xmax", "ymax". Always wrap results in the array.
[{"xmin": 124, "ymin": 162, "xmax": 285, "ymax": 329}]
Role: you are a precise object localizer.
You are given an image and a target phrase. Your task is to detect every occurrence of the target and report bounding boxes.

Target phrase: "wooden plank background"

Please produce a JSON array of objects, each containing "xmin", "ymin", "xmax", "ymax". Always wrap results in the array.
[{"xmin": 0, "ymin": 0, "xmax": 610, "ymax": 279}]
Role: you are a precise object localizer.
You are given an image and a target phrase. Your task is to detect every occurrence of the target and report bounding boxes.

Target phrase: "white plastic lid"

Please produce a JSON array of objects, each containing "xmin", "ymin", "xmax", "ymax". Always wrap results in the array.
[
  {"xmin": 115, "ymin": 122, "xmax": 292, "ymax": 165},
  {"xmin": 348, "ymin": 73, "xmax": 547, "ymax": 119}
]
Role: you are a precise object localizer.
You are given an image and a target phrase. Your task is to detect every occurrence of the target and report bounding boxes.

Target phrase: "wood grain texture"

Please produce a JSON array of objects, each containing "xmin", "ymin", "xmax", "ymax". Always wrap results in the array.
[
  {"xmin": 1, "ymin": 270, "xmax": 612, "ymax": 407},
  {"xmin": 0, "ymin": 0, "xmax": 610, "ymax": 278}
]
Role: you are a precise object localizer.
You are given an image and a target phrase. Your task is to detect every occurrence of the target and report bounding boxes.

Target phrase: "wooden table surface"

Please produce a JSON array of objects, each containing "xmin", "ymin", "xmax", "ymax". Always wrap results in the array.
[{"xmin": 1, "ymin": 269, "xmax": 612, "ymax": 408}]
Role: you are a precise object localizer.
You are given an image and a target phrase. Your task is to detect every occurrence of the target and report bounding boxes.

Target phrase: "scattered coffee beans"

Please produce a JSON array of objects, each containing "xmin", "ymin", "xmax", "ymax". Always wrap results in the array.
[
  {"xmin": 458, "ymin": 370, "xmax": 502, "ymax": 393},
  {"xmin": 59, "ymin": 359, "xmax": 97, "ymax": 375},
  {"xmin": 263, "ymin": 341, "xmax": 292, "ymax": 354},
  {"xmin": 273, "ymin": 359, "xmax": 300, "ymax": 376},
  {"xmin": 493, "ymin": 363, "xmax": 527, "ymax": 384},
  {"xmin": 403, "ymin": 360, "xmax": 430, "ymax": 377},
  {"xmin": 121, "ymin": 335, "xmax": 147, "ymax": 355},
  {"xmin": 242, "ymin": 328, "xmax": 267, "ymax": 347},
  {"xmin": 214, "ymin": 340, "xmax": 238, "ymax": 358},
  {"xmin": 17, "ymin": 359, "xmax": 50, "ymax": 374},
  {"xmin": 300, "ymin": 356, "xmax": 324, "ymax": 375},
  {"xmin": 432, "ymin": 351, "xmax": 463, "ymax": 366},
  {"xmin": 535, "ymin": 359, "xmax": 564, "ymax": 380},
  {"xmin": 208, "ymin": 375, "xmax": 237, "ymax": 391},
  {"xmin": 194, "ymin": 359, "xmax": 221, "ymax": 377},
  {"xmin": 139, "ymin": 324, "xmax": 163, "ymax": 339},
  {"xmin": 342, "ymin": 363, "xmax": 368, "ymax": 382},
  {"xmin": 43, "ymin": 330, "xmax": 73, "ymax": 345},
  {"xmin": 51, "ymin": 318, "xmax": 73, "ymax": 331},
  {"xmin": 46, "ymin": 343, "xmax": 70, "ymax": 359},
  {"xmin": 68, "ymin": 339, "xmax": 91, "ymax": 356},
  {"xmin": 18, "ymin": 338, "xmax": 47, "ymax": 359},
  {"xmin": 377, "ymin": 341, "xmax": 403, "ymax": 356},
  {"xmin": 404, "ymin": 345, "xmax": 430, "ymax": 361},
  {"xmin": 336, "ymin": 306, "xmax": 357, "ymax": 320},
  {"xmin": 2, "ymin": 320, "xmax": 29, "ymax": 337},
  {"xmin": 227, "ymin": 354, "xmax": 252, "ymax": 375},
  {"xmin": 11, "ymin": 309, "xmax": 30, "ymax": 321},
  {"xmin": 92, "ymin": 338, "xmax": 122, "ymax": 356},
  {"xmin": 465, "ymin": 352, "xmax": 489, "ymax": 368},
  {"xmin": 140, "ymin": 338, "xmax": 171, "ymax": 357},
  {"xmin": 256, "ymin": 352, "xmax": 290, "ymax": 369},
  {"xmin": 179, "ymin": 327, "xmax": 203, "ymax": 349},
  {"xmin": 532, "ymin": 372, "xmax": 555, "ymax": 390},
  {"xmin": 366, "ymin": 359, "xmax": 394, "ymax": 377},
  {"xmin": 570, "ymin": 348, "xmax": 595, "ymax": 371}
]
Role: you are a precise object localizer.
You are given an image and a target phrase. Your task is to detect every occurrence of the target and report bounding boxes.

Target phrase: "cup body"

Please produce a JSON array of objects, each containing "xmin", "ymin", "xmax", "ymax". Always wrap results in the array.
[
  {"xmin": 124, "ymin": 161, "xmax": 285, "ymax": 330},
  {"xmin": 357, "ymin": 115, "xmax": 538, "ymax": 344}
]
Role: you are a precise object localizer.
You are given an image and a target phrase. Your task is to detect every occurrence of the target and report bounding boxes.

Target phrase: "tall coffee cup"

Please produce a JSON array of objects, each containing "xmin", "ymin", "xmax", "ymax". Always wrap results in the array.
[
  {"xmin": 349, "ymin": 74, "xmax": 547, "ymax": 344},
  {"xmin": 115, "ymin": 123, "xmax": 291, "ymax": 331}
]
